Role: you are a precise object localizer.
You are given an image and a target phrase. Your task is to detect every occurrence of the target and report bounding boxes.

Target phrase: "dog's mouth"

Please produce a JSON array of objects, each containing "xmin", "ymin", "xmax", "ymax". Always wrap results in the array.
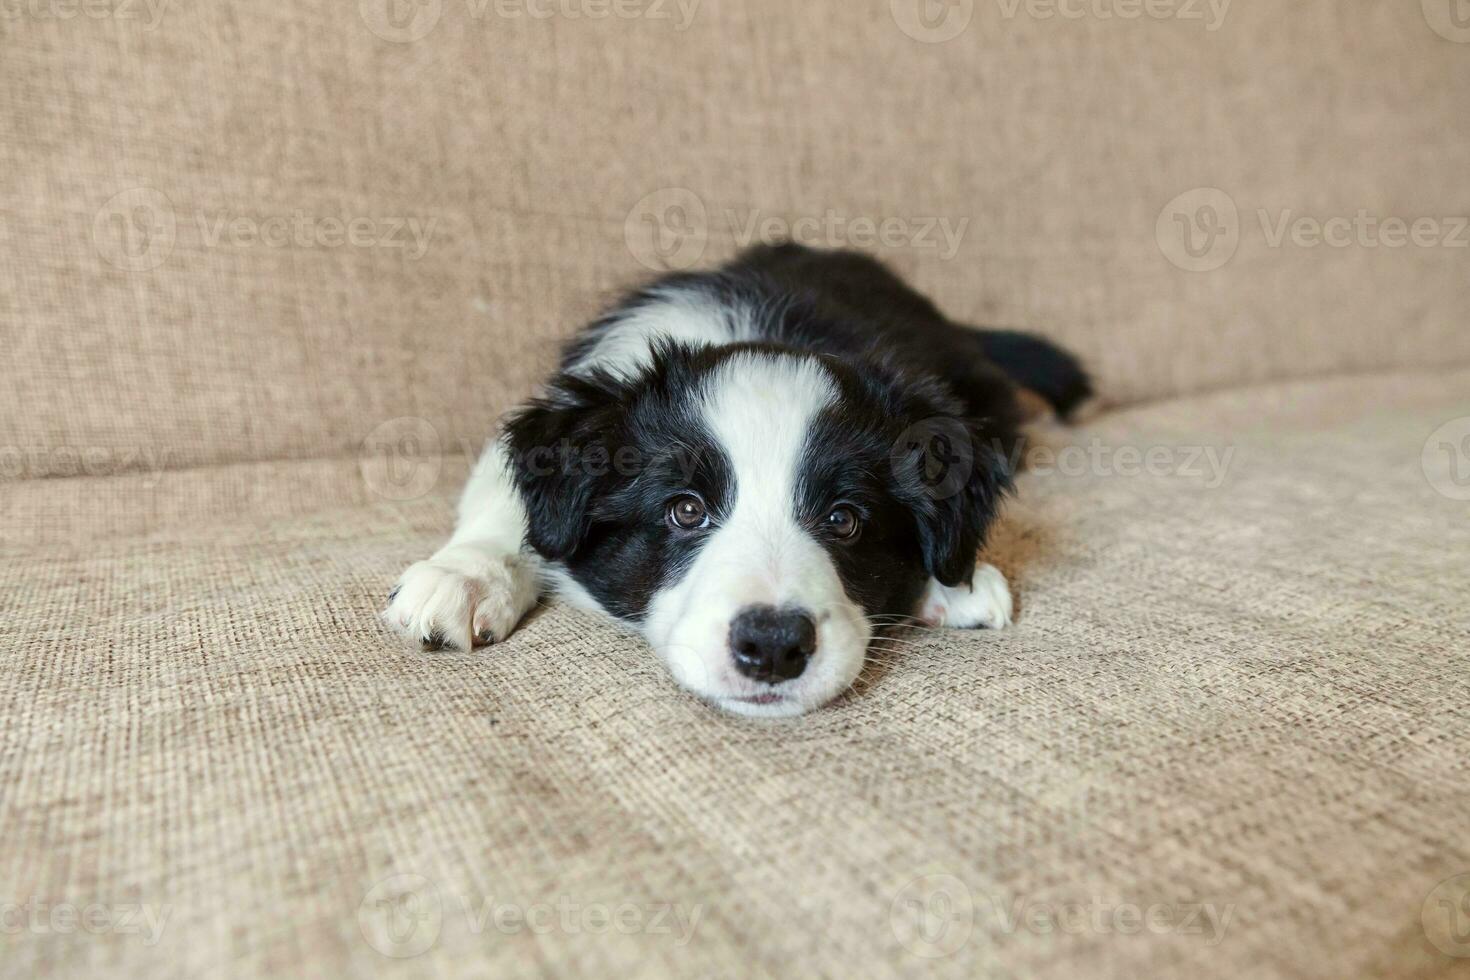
[
  {"xmin": 729, "ymin": 692, "xmax": 788, "ymax": 706},
  {"xmin": 712, "ymin": 687, "xmax": 813, "ymax": 718}
]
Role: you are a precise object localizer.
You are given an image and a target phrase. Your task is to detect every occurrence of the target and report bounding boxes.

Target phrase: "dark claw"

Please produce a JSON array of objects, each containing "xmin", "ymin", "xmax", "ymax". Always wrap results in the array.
[
  {"xmin": 387, "ymin": 586, "xmax": 401, "ymax": 602},
  {"xmin": 477, "ymin": 628, "xmax": 496, "ymax": 646},
  {"xmin": 422, "ymin": 629, "xmax": 447, "ymax": 652}
]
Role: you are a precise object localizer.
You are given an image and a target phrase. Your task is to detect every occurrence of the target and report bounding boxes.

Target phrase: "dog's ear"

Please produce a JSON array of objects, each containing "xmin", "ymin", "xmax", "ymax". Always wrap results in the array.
[
  {"xmin": 503, "ymin": 373, "xmax": 626, "ymax": 561},
  {"xmin": 891, "ymin": 416, "xmax": 1014, "ymax": 587}
]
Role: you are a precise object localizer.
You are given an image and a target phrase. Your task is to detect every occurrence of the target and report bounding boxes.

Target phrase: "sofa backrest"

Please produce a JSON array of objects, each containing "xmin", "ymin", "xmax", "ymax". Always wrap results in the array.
[{"xmin": 5, "ymin": 1, "xmax": 1469, "ymax": 480}]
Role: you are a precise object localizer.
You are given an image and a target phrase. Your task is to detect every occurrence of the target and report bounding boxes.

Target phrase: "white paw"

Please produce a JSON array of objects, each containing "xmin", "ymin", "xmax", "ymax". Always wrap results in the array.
[
  {"xmin": 382, "ymin": 545, "xmax": 538, "ymax": 651},
  {"xmin": 918, "ymin": 563, "xmax": 1013, "ymax": 630}
]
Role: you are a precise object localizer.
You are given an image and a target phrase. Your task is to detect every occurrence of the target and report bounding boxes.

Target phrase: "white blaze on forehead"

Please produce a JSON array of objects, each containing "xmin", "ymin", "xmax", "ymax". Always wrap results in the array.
[{"xmin": 699, "ymin": 352, "xmax": 838, "ymax": 523}]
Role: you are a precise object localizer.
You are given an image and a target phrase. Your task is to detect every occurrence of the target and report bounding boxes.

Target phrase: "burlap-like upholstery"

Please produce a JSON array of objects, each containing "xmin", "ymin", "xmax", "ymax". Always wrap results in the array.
[
  {"xmin": 4, "ymin": 1, "xmax": 1470, "ymax": 472},
  {"xmin": 4, "ymin": 369, "xmax": 1470, "ymax": 977},
  {"xmin": 4, "ymin": 1, "xmax": 1470, "ymax": 977}
]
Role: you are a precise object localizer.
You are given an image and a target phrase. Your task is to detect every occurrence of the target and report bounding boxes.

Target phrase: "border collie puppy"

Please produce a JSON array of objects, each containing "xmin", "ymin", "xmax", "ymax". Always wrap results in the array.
[{"xmin": 384, "ymin": 243, "xmax": 1090, "ymax": 717}]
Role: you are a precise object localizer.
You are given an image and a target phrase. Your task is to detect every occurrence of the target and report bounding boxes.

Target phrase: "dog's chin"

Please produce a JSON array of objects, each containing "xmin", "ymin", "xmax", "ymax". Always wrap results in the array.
[{"xmin": 707, "ymin": 687, "xmax": 821, "ymax": 719}]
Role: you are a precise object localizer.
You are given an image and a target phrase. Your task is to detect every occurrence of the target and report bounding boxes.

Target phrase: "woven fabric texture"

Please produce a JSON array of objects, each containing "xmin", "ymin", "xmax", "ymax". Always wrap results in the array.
[
  {"xmin": 4, "ymin": 1, "xmax": 1470, "ymax": 976},
  {"xmin": 3, "ymin": 368, "xmax": 1469, "ymax": 977},
  {"xmin": 4, "ymin": 1, "xmax": 1470, "ymax": 474}
]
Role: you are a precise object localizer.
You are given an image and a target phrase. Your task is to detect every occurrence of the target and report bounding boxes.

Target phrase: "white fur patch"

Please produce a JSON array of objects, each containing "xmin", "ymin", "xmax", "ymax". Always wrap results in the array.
[
  {"xmin": 918, "ymin": 563, "xmax": 1013, "ymax": 630},
  {"xmin": 567, "ymin": 285, "xmax": 756, "ymax": 381},
  {"xmin": 383, "ymin": 440, "xmax": 542, "ymax": 650},
  {"xmin": 643, "ymin": 352, "xmax": 872, "ymax": 717},
  {"xmin": 541, "ymin": 562, "xmax": 611, "ymax": 618}
]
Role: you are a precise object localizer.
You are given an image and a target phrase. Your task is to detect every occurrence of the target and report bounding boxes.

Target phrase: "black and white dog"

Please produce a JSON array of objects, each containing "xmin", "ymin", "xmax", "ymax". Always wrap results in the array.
[{"xmin": 384, "ymin": 244, "xmax": 1090, "ymax": 716}]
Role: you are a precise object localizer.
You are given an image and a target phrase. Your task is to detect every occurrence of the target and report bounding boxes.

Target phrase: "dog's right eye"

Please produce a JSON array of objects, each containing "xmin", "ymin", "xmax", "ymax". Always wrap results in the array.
[{"xmin": 666, "ymin": 494, "xmax": 709, "ymax": 531}]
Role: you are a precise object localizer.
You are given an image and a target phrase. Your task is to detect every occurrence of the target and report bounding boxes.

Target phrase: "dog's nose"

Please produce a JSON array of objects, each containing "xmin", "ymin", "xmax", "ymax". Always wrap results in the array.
[{"xmin": 729, "ymin": 605, "xmax": 816, "ymax": 682}]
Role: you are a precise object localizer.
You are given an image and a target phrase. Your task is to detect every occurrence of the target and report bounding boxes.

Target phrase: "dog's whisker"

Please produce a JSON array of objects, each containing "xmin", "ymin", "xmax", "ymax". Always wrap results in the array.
[{"xmin": 868, "ymin": 634, "xmax": 937, "ymax": 647}]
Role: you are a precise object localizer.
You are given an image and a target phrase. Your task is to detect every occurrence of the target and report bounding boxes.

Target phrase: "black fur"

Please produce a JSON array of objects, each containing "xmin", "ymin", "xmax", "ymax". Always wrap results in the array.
[
  {"xmin": 505, "ymin": 344, "xmax": 734, "ymax": 620},
  {"xmin": 506, "ymin": 243, "xmax": 1090, "ymax": 622},
  {"xmin": 976, "ymin": 330, "xmax": 1093, "ymax": 419}
]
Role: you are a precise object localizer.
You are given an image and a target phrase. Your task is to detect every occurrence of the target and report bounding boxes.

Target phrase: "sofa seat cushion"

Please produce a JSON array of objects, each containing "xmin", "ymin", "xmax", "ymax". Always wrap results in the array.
[{"xmin": 3, "ymin": 367, "xmax": 1468, "ymax": 977}]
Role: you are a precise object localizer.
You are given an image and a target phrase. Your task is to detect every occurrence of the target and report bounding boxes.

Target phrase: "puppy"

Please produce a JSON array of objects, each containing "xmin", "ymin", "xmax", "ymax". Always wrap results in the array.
[{"xmin": 384, "ymin": 244, "xmax": 1090, "ymax": 717}]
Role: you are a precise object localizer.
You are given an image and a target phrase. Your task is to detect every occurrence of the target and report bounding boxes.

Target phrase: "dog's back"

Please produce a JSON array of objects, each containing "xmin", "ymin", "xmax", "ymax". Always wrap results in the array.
[
  {"xmin": 565, "ymin": 243, "xmax": 1091, "ymax": 428},
  {"xmin": 723, "ymin": 242, "xmax": 1093, "ymax": 421}
]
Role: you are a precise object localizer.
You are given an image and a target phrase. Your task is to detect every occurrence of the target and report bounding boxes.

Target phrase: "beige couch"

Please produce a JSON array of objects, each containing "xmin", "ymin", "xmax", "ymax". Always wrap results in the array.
[{"xmin": 4, "ymin": 2, "xmax": 1470, "ymax": 976}]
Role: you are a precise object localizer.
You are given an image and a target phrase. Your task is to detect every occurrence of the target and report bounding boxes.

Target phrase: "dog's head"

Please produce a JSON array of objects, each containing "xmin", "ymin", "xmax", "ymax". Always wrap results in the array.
[{"xmin": 505, "ymin": 343, "xmax": 1012, "ymax": 716}]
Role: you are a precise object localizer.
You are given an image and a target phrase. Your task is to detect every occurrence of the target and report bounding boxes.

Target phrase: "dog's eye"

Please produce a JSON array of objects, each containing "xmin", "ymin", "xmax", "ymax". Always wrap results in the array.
[
  {"xmin": 825, "ymin": 506, "xmax": 861, "ymax": 540},
  {"xmin": 667, "ymin": 494, "xmax": 708, "ymax": 531}
]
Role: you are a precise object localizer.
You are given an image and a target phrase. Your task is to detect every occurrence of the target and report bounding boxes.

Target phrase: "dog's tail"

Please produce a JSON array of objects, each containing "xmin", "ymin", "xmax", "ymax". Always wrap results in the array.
[{"xmin": 978, "ymin": 330, "xmax": 1095, "ymax": 421}]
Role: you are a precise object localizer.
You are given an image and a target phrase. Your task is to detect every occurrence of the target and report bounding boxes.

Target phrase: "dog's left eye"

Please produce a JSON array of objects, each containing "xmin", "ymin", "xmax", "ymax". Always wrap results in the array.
[
  {"xmin": 667, "ymin": 494, "xmax": 709, "ymax": 531},
  {"xmin": 824, "ymin": 506, "xmax": 861, "ymax": 540}
]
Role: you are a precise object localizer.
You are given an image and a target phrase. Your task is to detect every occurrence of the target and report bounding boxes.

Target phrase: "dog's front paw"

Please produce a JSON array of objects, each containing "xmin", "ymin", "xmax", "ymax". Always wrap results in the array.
[
  {"xmin": 919, "ymin": 563, "xmax": 1013, "ymax": 630},
  {"xmin": 382, "ymin": 546, "xmax": 538, "ymax": 652}
]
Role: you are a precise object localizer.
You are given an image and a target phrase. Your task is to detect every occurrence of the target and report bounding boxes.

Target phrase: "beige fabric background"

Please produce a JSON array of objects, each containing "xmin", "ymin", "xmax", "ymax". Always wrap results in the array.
[
  {"xmin": 3, "ymin": 1, "xmax": 1470, "ymax": 978},
  {"xmin": 4, "ymin": 0, "xmax": 1470, "ymax": 474},
  {"xmin": 5, "ymin": 370, "xmax": 1470, "ymax": 978}
]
